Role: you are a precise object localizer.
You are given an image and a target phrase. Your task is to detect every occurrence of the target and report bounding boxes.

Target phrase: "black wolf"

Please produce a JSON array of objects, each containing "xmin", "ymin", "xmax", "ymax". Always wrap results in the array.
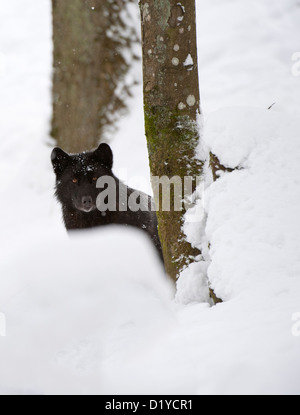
[{"xmin": 51, "ymin": 143, "xmax": 163, "ymax": 261}]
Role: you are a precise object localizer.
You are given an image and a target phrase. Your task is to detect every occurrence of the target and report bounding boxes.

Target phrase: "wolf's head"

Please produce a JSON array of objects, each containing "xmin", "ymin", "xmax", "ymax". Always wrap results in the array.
[{"xmin": 51, "ymin": 143, "xmax": 113, "ymax": 213}]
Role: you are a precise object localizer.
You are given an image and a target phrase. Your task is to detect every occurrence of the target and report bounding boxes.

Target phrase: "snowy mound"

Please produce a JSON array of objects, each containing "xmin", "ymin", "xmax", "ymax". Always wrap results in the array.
[
  {"xmin": 203, "ymin": 107, "xmax": 300, "ymax": 302},
  {"xmin": 0, "ymin": 228, "xmax": 174, "ymax": 394}
]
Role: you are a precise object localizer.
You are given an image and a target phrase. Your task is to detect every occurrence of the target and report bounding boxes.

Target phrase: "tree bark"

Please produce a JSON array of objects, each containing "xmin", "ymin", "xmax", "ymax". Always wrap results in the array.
[
  {"xmin": 140, "ymin": 0, "xmax": 204, "ymax": 281},
  {"xmin": 51, "ymin": 0, "xmax": 138, "ymax": 153}
]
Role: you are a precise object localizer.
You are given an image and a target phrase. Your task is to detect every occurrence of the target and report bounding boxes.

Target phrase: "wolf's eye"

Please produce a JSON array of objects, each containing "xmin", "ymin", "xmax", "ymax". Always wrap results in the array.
[
  {"xmin": 92, "ymin": 177, "xmax": 98, "ymax": 182},
  {"xmin": 72, "ymin": 178, "xmax": 78, "ymax": 184}
]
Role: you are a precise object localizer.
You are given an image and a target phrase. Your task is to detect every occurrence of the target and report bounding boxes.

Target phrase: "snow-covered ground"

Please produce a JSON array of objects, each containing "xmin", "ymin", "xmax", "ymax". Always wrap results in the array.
[{"xmin": 0, "ymin": 0, "xmax": 300, "ymax": 395}]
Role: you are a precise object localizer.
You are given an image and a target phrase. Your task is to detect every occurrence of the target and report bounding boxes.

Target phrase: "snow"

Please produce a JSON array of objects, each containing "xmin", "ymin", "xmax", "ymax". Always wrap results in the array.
[
  {"xmin": 1, "ymin": 0, "xmax": 300, "ymax": 395},
  {"xmin": 292, "ymin": 52, "xmax": 300, "ymax": 77},
  {"xmin": 203, "ymin": 108, "xmax": 300, "ymax": 302},
  {"xmin": 0, "ymin": 229, "xmax": 173, "ymax": 395},
  {"xmin": 184, "ymin": 53, "xmax": 194, "ymax": 68},
  {"xmin": 197, "ymin": 0, "xmax": 300, "ymax": 116}
]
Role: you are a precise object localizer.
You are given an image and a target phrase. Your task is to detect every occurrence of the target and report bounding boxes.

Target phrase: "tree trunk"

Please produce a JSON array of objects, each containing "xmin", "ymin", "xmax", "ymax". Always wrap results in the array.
[
  {"xmin": 140, "ymin": 0, "xmax": 204, "ymax": 281},
  {"xmin": 51, "ymin": 0, "xmax": 138, "ymax": 153}
]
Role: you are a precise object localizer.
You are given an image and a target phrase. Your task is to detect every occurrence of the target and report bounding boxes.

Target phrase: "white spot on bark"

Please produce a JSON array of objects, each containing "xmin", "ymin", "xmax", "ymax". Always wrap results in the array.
[
  {"xmin": 179, "ymin": 27, "xmax": 184, "ymax": 34},
  {"xmin": 147, "ymin": 49, "xmax": 152, "ymax": 56},
  {"xmin": 178, "ymin": 102, "xmax": 186, "ymax": 110},
  {"xmin": 173, "ymin": 44, "xmax": 180, "ymax": 52},
  {"xmin": 186, "ymin": 95, "xmax": 196, "ymax": 106},
  {"xmin": 172, "ymin": 57, "xmax": 180, "ymax": 66},
  {"xmin": 177, "ymin": 2, "xmax": 185, "ymax": 13},
  {"xmin": 174, "ymin": 83, "xmax": 178, "ymax": 87},
  {"xmin": 143, "ymin": 3, "xmax": 151, "ymax": 22},
  {"xmin": 188, "ymin": 25, "xmax": 191, "ymax": 31},
  {"xmin": 160, "ymin": 37, "xmax": 164, "ymax": 42}
]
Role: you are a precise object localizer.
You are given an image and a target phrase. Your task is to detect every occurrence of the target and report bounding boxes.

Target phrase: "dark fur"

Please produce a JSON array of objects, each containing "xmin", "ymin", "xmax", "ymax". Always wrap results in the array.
[{"xmin": 51, "ymin": 143, "xmax": 163, "ymax": 261}]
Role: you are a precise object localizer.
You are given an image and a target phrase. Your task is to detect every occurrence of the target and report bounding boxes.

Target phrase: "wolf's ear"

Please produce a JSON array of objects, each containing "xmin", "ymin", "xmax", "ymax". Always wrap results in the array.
[
  {"xmin": 51, "ymin": 147, "xmax": 71, "ymax": 176},
  {"xmin": 93, "ymin": 143, "xmax": 113, "ymax": 170}
]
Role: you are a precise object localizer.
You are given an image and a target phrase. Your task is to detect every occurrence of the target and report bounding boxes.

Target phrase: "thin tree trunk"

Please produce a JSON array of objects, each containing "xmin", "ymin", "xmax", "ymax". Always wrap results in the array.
[
  {"xmin": 51, "ymin": 0, "xmax": 138, "ymax": 153},
  {"xmin": 140, "ymin": 0, "xmax": 203, "ymax": 281}
]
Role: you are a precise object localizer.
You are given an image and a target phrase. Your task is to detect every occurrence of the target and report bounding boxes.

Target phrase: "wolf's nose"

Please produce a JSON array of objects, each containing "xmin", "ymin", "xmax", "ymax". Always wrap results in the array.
[{"xmin": 82, "ymin": 196, "xmax": 92, "ymax": 207}]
